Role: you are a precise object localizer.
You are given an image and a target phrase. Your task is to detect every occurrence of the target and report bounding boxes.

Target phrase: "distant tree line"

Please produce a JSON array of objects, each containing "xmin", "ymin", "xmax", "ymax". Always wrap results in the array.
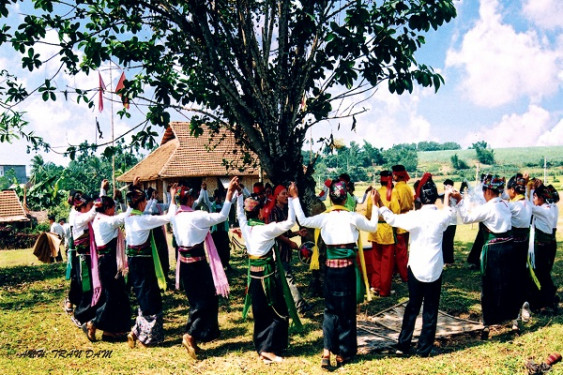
[{"xmin": 305, "ymin": 140, "xmax": 461, "ymax": 183}]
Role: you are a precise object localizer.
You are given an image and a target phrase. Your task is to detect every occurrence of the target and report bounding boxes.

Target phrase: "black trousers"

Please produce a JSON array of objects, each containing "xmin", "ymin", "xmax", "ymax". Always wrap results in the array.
[
  {"xmin": 323, "ymin": 265, "xmax": 357, "ymax": 358},
  {"xmin": 92, "ymin": 250, "xmax": 131, "ymax": 333},
  {"xmin": 442, "ymin": 225, "xmax": 457, "ymax": 264},
  {"xmin": 397, "ymin": 267, "xmax": 442, "ymax": 357},
  {"xmin": 181, "ymin": 260, "xmax": 220, "ymax": 342},
  {"xmin": 250, "ymin": 269, "xmax": 289, "ymax": 355},
  {"xmin": 129, "ymin": 256, "xmax": 162, "ymax": 316}
]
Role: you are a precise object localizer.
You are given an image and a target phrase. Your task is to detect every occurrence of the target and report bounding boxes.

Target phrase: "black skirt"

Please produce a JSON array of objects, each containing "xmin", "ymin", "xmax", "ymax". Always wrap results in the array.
[
  {"xmin": 92, "ymin": 239, "xmax": 131, "ymax": 333},
  {"xmin": 180, "ymin": 248, "xmax": 220, "ymax": 342},
  {"xmin": 323, "ymin": 265, "xmax": 357, "ymax": 358},
  {"xmin": 481, "ymin": 236, "xmax": 519, "ymax": 325},
  {"xmin": 249, "ymin": 266, "xmax": 289, "ymax": 355}
]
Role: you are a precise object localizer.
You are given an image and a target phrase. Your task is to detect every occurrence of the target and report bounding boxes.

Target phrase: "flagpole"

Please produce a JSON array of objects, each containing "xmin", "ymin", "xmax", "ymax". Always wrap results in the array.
[{"xmin": 110, "ymin": 63, "xmax": 116, "ymax": 193}]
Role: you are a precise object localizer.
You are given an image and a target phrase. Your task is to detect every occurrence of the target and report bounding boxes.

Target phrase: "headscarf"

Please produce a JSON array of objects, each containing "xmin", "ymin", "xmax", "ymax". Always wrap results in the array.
[
  {"xmin": 415, "ymin": 173, "xmax": 438, "ymax": 205},
  {"xmin": 392, "ymin": 165, "xmax": 410, "ymax": 181},
  {"xmin": 380, "ymin": 171, "xmax": 393, "ymax": 201},
  {"xmin": 482, "ymin": 174, "xmax": 505, "ymax": 193},
  {"xmin": 329, "ymin": 180, "xmax": 347, "ymax": 201},
  {"xmin": 244, "ymin": 194, "xmax": 262, "ymax": 213}
]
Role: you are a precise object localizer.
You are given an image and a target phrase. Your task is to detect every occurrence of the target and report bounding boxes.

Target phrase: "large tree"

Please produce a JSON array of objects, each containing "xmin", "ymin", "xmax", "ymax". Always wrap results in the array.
[{"xmin": 0, "ymin": 0, "xmax": 456, "ymax": 197}]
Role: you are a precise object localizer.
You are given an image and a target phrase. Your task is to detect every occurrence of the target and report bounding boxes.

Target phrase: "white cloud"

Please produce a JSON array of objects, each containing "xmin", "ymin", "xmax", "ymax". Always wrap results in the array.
[
  {"xmin": 446, "ymin": 0, "xmax": 561, "ymax": 107},
  {"xmin": 523, "ymin": 0, "xmax": 563, "ymax": 30},
  {"xmin": 462, "ymin": 104, "xmax": 554, "ymax": 147},
  {"xmin": 537, "ymin": 117, "xmax": 563, "ymax": 145}
]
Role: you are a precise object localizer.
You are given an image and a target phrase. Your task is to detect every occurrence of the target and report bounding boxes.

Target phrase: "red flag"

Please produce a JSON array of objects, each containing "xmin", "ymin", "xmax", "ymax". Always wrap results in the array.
[
  {"xmin": 98, "ymin": 72, "xmax": 106, "ymax": 112},
  {"xmin": 115, "ymin": 71, "xmax": 130, "ymax": 109}
]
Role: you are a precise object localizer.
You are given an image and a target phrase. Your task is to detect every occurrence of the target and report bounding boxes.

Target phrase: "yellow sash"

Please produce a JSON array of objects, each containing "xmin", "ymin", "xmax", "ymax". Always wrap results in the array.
[{"xmin": 310, "ymin": 205, "xmax": 372, "ymax": 301}]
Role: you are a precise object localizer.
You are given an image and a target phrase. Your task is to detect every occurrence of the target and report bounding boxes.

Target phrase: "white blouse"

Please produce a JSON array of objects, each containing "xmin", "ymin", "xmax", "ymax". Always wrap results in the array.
[
  {"xmin": 71, "ymin": 207, "xmax": 97, "ymax": 239},
  {"xmin": 169, "ymin": 198, "xmax": 232, "ymax": 247},
  {"xmin": 124, "ymin": 210, "xmax": 173, "ymax": 246},
  {"xmin": 458, "ymin": 197, "xmax": 512, "ymax": 234},
  {"xmin": 531, "ymin": 203, "xmax": 555, "ymax": 235},
  {"xmin": 508, "ymin": 198, "xmax": 532, "ymax": 229},
  {"xmin": 236, "ymin": 193, "xmax": 296, "ymax": 257},
  {"xmin": 291, "ymin": 198, "xmax": 378, "ymax": 245},
  {"xmin": 92, "ymin": 208, "xmax": 132, "ymax": 246}
]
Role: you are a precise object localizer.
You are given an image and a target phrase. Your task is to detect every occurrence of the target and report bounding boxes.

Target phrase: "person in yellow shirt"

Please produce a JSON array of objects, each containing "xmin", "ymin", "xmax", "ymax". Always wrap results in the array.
[
  {"xmin": 392, "ymin": 165, "xmax": 414, "ymax": 282},
  {"xmin": 365, "ymin": 171, "xmax": 400, "ymax": 296}
]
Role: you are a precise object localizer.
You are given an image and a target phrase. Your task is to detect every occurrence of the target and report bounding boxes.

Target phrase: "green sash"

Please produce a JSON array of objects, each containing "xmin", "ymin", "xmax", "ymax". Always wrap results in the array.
[
  {"xmin": 243, "ymin": 219, "xmax": 302, "ymax": 331},
  {"xmin": 131, "ymin": 209, "xmax": 167, "ymax": 291},
  {"xmin": 80, "ymin": 255, "xmax": 91, "ymax": 292},
  {"xmin": 326, "ymin": 247, "xmax": 364, "ymax": 304}
]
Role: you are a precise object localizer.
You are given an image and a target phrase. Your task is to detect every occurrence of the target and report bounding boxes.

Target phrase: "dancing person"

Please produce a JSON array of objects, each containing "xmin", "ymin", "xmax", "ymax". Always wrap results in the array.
[
  {"xmin": 505, "ymin": 174, "xmax": 532, "ymax": 323},
  {"xmin": 124, "ymin": 182, "xmax": 175, "ymax": 348},
  {"xmin": 365, "ymin": 170, "xmax": 399, "ymax": 297},
  {"xmin": 82, "ymin": 195, "xmax": 131, "ymax": 342},
  {"xmin": 441, "ymin": 179, "xmax": 457, "ymax": 265},
  {"xmin": 267, "ymin": 184, "xmax": 312, "ymax": 315},
  {"xmin": 527, "ymin": 182, "xmax": 559, "ymax": 312},
  {"xmin": 457, "ymin": 174, "xmax": 517, "ymax": 338},
  {"xmin": 235, "ymin": 188, "xmax": 301, "ymax": 364},
  {"xmin": 169, "ymin": 178, "xmax": 236, "ymax": 359},
  {"xmin": 377, "ymin": 173, "xmax": 458, "ymax": 357},
  {"xmin": 391, "ymin": 165, "xmax": 414, "ymax": 283},
  {"xmin": 70, "ymin": 192, "xmax": 99, "ymax": 327},
  {"xmin": 290, "ymin": 181, "xmax": 378, "ymax": 369}
]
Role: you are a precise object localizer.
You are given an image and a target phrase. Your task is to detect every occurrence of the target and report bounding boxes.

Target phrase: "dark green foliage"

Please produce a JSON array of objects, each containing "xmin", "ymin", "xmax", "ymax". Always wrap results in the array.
[
  {"xmin": 0, "ymin": 0, "xmax": 456, "ymax": 194},
  {"xmin": 382, "ymin": 143, "xmax": 418, "ymax": 172},
  {"xmin": 451, "ymin": 153, "xmax": 469, "ymax": 169},
  {"xmin": 471, "ymin": 141, "xmax": 495, "ymax": 165}
]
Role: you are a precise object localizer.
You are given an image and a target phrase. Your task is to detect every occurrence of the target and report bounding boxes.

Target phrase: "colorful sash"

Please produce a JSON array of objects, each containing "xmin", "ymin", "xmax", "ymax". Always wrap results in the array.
[
  {"xmin": 326, "ymin": 247, "xmax": 364, "ymax": 304},
  {"xmin": 309, "ymin": 205, "xmax": 372, "ymax": 301},
  {"xmin": 89, "ymin": 222, "xmax": 102, "ymax": 306},
  {"xmin": 131, "ymin": 209, "xmax": 167, "ymax": 291},
  {"xmin": 174, "ymin": 205, "xmax": 229, "ymax": 297},
  {"xmin": 243, "ymin": 219, "xmax": 302, "ymax": 330},
  {"xmin": 115, "ymin": 228, "xmax": 127, "ymax": 279},
  {"xmin": 65, "ymin": 230, "xmax": 75, "ymax": 280}
]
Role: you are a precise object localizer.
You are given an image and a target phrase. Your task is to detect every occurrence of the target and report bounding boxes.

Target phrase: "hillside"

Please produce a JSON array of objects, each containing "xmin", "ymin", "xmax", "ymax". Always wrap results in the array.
[
  {"xmin": 417, "ymin": 145, "xmax": 563, "ymax": 182},
  {"xmin": 418, "ymin": 145, "xmax": 563, "ymax": 167}
]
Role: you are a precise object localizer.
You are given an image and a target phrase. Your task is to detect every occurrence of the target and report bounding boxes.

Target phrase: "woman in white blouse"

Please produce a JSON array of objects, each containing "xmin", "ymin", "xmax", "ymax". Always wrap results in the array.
[
  {"xmin": 290, "ymin": 181, "xmax": 378, "ymax": 369},
  {"xmin": 81, "ymin": 196, "xmax": 132, "ymax": 342},
  {"xmin": 235, "ymin": 186, "xmax": 299, "ymax": 364},
  {"xmin": 124, "ymin": 183, "xmax": 176, "ymax": 348},
  {"xmin": 528, "ymin": 183, "xmax": 559, "ymax": 312},
  {"xmin": 169, "ymin": 178, "xmax": 236, "ymax": 359},
  {"xmin": 69, "ymin": 192, "xmax": 98, "ymax": 327}
]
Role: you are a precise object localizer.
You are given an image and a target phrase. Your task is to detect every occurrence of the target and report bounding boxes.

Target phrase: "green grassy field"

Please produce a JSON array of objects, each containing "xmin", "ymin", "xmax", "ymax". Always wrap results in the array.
[{"xmin": 1, "ymin": 219, "xmax": 562, "ymax": 375}]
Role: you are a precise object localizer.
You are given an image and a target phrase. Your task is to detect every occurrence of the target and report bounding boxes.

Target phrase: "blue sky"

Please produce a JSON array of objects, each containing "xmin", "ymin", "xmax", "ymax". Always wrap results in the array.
[{"xmin": 1, "ymin": 0, "xmax": 562, "ymax": 171}]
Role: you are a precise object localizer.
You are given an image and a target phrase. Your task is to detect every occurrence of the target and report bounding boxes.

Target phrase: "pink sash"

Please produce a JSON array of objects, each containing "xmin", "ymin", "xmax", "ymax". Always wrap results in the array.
[
  {"xmin": 115, "ymin": 228, "xmax": 127, "ymax": 278},
  {"xmin": 175, "ymin": 205, "xmax": 230, "ymax": 297},
  {"xmin": 89, "ymin": 222, "xmax": 102, "ymax": 306}
]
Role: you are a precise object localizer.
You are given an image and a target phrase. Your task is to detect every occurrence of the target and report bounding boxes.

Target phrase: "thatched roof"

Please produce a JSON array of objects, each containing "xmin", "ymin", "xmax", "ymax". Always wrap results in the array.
[
  {"xmin": 0, "ymin": 190, "xmax": 29, "ymax": 223},
  {"xmin": 118, "ymin": 122, "xmax": 259, "ymax": 183}
]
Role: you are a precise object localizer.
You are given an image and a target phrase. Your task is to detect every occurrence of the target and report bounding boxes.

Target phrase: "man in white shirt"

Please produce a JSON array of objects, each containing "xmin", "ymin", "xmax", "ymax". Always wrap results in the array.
[
  {"xmin": 377, "ymin": 173, "xmax": 458, "ymax": 357},
  {"xmin": 49, "ymin": 215, "xmax": 64, "ymax": 261}
]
